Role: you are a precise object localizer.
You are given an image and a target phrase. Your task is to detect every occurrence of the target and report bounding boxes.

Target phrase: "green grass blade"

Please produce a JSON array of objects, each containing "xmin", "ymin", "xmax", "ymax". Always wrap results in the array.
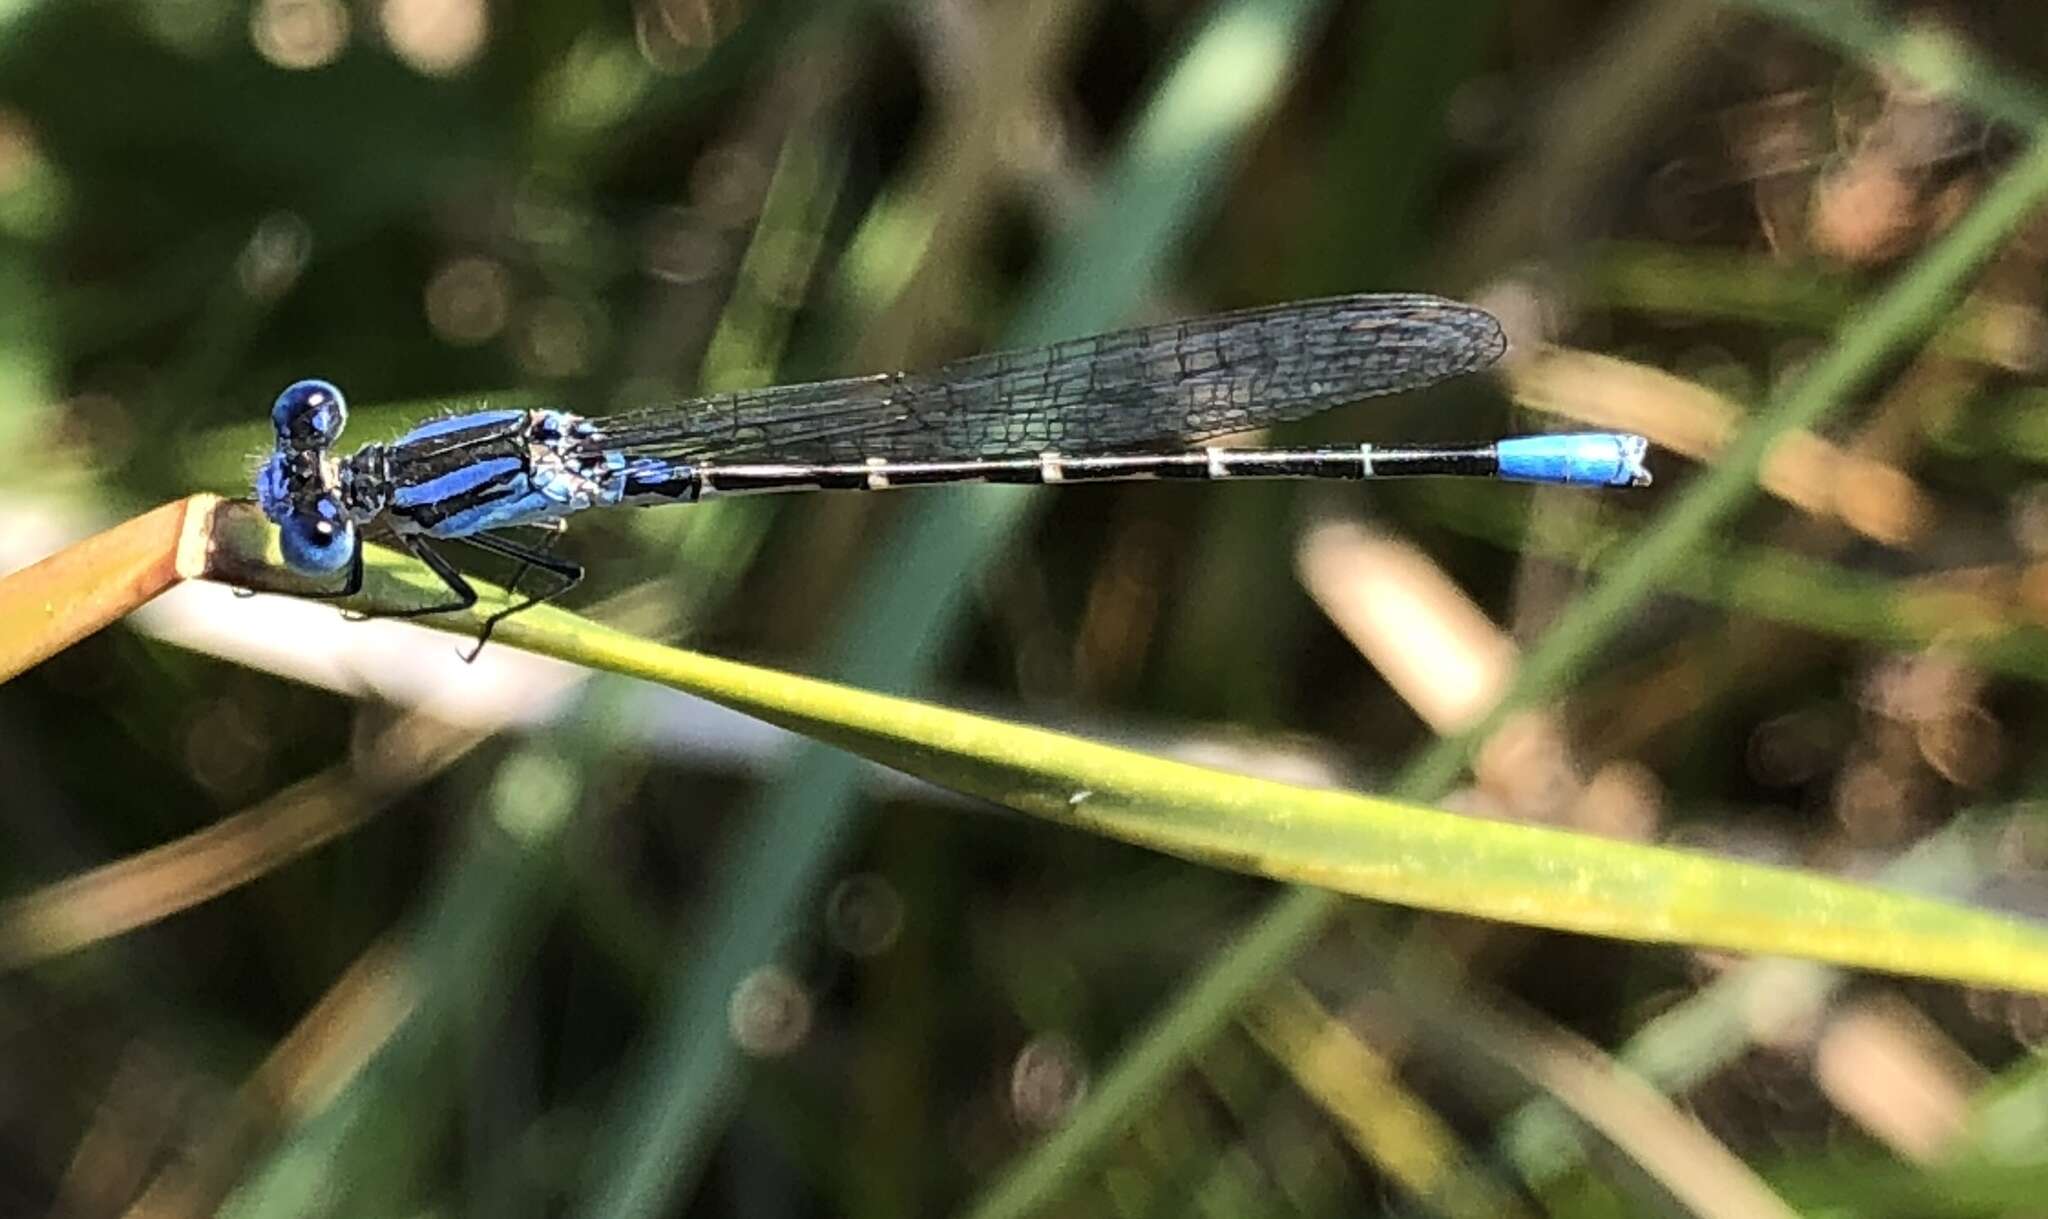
[
  {"xmin": 203, "ymin": 516, "xmax": 2048, "ymax": 996},
  {"xmin": 1495, "ymin": 814, "xmax": 2011, "ymax": 1188}
]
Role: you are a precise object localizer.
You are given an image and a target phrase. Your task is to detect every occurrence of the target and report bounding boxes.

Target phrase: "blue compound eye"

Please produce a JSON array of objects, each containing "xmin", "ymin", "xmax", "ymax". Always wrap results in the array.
[
  {"xmin": 272, "ymin": 379, "xmax": 349, "ymax": 449},
  {"xmin": 277, "ymin": 496, "xmax": 356, "ymax": 575}
]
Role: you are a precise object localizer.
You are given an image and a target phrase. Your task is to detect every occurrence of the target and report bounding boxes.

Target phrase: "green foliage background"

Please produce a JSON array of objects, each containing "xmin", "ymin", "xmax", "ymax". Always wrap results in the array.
[{"xmin": 4, "ymin": 1, "xmax": 2048, "ymax": 1216}]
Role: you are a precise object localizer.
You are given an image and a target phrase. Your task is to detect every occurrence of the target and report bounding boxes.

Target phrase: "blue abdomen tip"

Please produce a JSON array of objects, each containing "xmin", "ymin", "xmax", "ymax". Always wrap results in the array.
[{"xmin": 1497, "ymin": 433, "xmax": 1652, "ymax": 487}]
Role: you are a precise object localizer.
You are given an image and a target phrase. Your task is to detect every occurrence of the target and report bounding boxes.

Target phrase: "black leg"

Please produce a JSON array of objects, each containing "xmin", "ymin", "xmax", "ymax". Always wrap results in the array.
[
  {"xmin": 494, "ymin": 523, "xmax": 565, "ymax": 609},
  {"xmin": 346, "ymin": 536, "xmax": 478, "ymax": 621},
  {"xmin": 457, "ymin": 531, "xmax": 584, "ymax": 658},
  {"xmin": 304, "ymin": 531, "xmax": 574, "ymax": 662}
]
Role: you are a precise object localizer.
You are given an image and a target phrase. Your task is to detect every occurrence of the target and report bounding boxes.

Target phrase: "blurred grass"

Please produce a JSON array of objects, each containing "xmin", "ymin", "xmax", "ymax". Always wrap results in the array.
[
  {"xmin": 575, "ymin": 4, "xmax": 1334, "ymax": 1214},
  {"xmin": 8, "ymin": 1, "xmax": 2048, "ymax": 1217},
  {"xmin": 218, "ymin": 715, "xmax": 604, "ymax": 1219},
  {"xmin": 1243, "ymin": 978, "xmax": 1530, "ymax": 1219},
  {"xmin": 966, "ymin": 63, "xmax": 2048, "ymax": 1219},
  {"xmin": 1578, "ymin": 243, "xmax": 2046, "ymax": 372},
  {"xmin": 1420, "ymin": 483, "xmax": 2048, "ymax": 686}
]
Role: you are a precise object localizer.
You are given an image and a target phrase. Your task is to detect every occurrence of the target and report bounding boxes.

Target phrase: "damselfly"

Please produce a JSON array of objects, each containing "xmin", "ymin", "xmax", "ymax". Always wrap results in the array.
[{"xmin": 255, "ymin": 294, "xmax": 1650, "ymax": 648}]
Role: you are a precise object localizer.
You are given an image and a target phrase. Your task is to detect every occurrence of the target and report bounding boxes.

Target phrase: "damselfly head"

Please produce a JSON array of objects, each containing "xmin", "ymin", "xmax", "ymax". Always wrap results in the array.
[{"xmin": 258, "ymin": 379, "xmax": 357, "ymax": 574}]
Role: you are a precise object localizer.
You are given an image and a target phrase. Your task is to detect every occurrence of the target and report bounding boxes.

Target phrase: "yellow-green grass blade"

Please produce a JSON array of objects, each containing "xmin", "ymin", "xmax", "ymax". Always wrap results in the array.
[{"xmin": 203, "ymin": 500, "xmax": 2048, "ymax": 996}]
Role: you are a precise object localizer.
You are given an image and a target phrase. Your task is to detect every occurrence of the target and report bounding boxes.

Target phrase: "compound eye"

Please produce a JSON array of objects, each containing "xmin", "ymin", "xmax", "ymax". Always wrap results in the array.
[
  {"xmin": 271, "ymin": 379, "xmax": 349, "ymax": 448},
  {"xmin": 277, "ymin": 496, "xmax": 356, "ymax": 575}
]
